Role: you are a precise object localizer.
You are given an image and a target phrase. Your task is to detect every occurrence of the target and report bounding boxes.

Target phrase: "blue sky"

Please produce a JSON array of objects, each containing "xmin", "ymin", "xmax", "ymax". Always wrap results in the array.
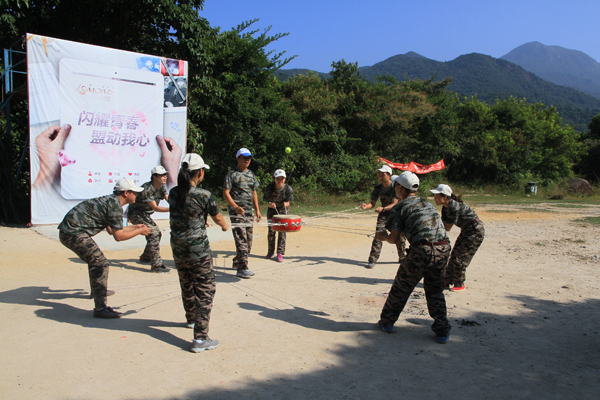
[{"xmin": 200, "ymin": 0, "xmax": 600, "ymax": 72}]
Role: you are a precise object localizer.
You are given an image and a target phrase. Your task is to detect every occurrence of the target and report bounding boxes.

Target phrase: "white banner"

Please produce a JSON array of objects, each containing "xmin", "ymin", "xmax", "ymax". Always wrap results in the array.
[{"xmin": 27, "ymin": 34, "xmax": 188, "ymax": 224}]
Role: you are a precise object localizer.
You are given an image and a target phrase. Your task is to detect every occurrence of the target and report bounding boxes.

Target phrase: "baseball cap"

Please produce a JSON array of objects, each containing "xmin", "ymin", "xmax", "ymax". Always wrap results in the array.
[
  {"xmin": 236, "ymin": 148, "xmax": 252, "ymax": 158},
  {"xmin": 430, "ymin": 184, "xmax": 452, "ymax": 197},
  {"xmin": 378, "ymin": 165, "xmax": 392, "ymax": 174},
  {"xmin": 151, "ymin": 165, "xmax": 168, "ymax": 175},
  {"xmin": 392, "ymin": 171, "xmax": 419, "ymax": 190},
  {"xmin": 273, "ymin": 169, "xmax": 286, "ymax": 178},
  {"xmin": 114, "ymin": 177, "xmax": 144, "ymax": 192},
  {"xmin": 181, "ymin": 153, "xmax": 210, "ymax": 170}
]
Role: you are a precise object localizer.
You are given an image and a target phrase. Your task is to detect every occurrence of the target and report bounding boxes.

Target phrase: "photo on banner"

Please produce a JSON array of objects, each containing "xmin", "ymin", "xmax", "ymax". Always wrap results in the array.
[{"xmin": 27, "ymin": 34, "xmax": 188, "ymax": 224}]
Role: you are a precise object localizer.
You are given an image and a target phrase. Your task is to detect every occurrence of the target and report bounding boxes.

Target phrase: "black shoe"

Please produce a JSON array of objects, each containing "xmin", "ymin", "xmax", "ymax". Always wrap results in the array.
[
  {"xmin": 151, "ymin": 265, "xmax": 172, "ymax": 273},
  {"xmin": 93, "ymin": 306, "xmax": 122, "ymax": 319},
  {"xmin": 89, "ymin": 289, "xmax": 115, "ymax": 299}
]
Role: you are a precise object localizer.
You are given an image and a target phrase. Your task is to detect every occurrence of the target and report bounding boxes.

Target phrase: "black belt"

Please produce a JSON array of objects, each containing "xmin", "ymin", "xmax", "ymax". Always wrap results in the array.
[{"xmin": 412, "ymin": 240, "xmax": 449, "ymax": 247}]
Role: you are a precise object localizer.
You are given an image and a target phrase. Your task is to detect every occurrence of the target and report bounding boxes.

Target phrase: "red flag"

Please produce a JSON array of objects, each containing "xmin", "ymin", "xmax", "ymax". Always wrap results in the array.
[{"xmin": 379, "ymin": 158, "xmax": 445, "ymax": 174}]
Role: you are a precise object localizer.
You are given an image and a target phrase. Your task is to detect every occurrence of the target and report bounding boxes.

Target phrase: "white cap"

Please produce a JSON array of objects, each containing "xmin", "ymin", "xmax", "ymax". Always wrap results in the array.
[
  {"xmin": 430, "ymin": 184, "xmax": 452, "ymax": 197},
  {"xmin": 181, "ymin": 153, "xmax": 210, "ymax": 170},
  {"xmin": 378, "ymin": 165, "xmax": 392, "ymax": 174},
  {"xmin": 274, "ymin": 169, "xmax": 286, "ymax": 178},
  {"xmin": 151, "ymin": 165, "xmax": 168, "ymax": 175},
  {"xmin": 114, "ymin": 177, "xmax": 144, "ymax": 192},
  {"xmin": 392, "ymin": 171, "xmax": 419, "ymax": 191},
  {"xmin": 236, "ymin": 148, "xmax": 252, "ymax": 158}
]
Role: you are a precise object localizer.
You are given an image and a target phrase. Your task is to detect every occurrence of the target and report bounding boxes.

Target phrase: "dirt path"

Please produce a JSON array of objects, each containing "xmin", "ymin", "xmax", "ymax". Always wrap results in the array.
[{"xmin": 1, "ymin": 203, "xmax": 599, "ymax": 399}]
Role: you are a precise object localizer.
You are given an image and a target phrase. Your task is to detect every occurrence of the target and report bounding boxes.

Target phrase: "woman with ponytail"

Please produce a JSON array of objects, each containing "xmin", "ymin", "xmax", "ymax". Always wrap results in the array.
[
  {"xmin": 169, "ymin": 153, "xmax": 229, "ymax": 353},
  {"xmin": 430, "ymin": 184, "xmax": 485, "ymax": 291}
]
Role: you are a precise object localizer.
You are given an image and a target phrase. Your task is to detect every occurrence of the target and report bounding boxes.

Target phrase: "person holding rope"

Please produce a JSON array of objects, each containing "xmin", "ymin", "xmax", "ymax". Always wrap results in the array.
[
  {"xmin": 58, "ymin": 178, "xmax": 151, "ymax": 319},
  {"xmin": 127, "ymin": 165, "xmax": 171, "ymax": 273},
  {"xmin": 223, "ymin": 148, "xmax": 262, "ymax": 279},
  {"xmin": 360, "ymin": 165, "xmax": 406, "ymax": 269},
  {"xmin": 430, "ymin": 184, "xmax": 485, "ymax": 291},
  {"xmin": 264, "ymin": 169, "xmax": 294, "ymax": 262},
  {"xmin": 376, "ymin": 171, "xmax": 452, "ymax": 343},
  {"xmin": 169, "ymin": 153, "xmax": 229, "ymax": 353}
]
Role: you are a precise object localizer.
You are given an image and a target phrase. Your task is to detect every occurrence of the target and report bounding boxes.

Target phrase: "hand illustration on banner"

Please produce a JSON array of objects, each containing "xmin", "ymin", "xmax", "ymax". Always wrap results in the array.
[
  {"xmin": 156, "ymin": 135, "xmax": 182, "ymax": 189},
  {"xmin": 33, "ymin": 124, "xmax": 72, "ymax": 190}
]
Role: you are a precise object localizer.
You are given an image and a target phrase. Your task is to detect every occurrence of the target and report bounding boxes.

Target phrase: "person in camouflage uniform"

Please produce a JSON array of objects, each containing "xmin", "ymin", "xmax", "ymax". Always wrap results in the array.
[
  {"xmin": 58, "ymin": 178, "xmax": 151, "ymax": 319},
  {"xmin": 376, "ymin": 172, "xmax": 452, "ymax": 343},
  {"xmin": 360, "ymin": 165, "xmax": 407, "ymax": 269},
  {"xmin": 223, "ymin": 148, "xmax": 262, "ymax": 279},
  {"xmin": 431, "ymin": 184, "xmax": 485, "ymax": 291},
  {"xmin": 263, "ymin": 169, "xmax": 294, "ymax": 262},
  {"xmin": 169, "ymin": 153, "xmax": 229, "ymax": 353},
  {"xmin": 127, "ymin": 165, "xmax": 171, "ymax": 273}
]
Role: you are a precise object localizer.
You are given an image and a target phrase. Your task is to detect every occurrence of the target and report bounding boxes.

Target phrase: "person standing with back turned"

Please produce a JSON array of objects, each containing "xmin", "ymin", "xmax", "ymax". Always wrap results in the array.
[
  {"xmin": 376, "ymin": 171, "xmax": 452, "ymax": 343},
  {"xmin": 223, "ymin": 148, "xmax": 262, "ymax": 279},
  {"xmin": 430, "ymin": 184, "xmax": 485, "ymax": 291},
  {"xmin": 169, "ymin": 153, "xmax": 229, "ymax": 353}
]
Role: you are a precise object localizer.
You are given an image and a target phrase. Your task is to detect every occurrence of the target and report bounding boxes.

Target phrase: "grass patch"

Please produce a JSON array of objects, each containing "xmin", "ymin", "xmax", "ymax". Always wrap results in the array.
[
  {"xmin": 549, "ymin": 203, "xmax": 589, "ymax": 208},
  {"xmin": 579, "ymin": 216, "xmax": 600, "ymax": 225},
  {"xmin": 565, "ymin": 238, "xmax": 586, "ymax": 244},
  {"xmin": 525, "ymin": 208, "xmax": 554, "ymax": 213},
  {"xmin": 487, "ymin": 209, "xmax": 518, "ymax": 213}
]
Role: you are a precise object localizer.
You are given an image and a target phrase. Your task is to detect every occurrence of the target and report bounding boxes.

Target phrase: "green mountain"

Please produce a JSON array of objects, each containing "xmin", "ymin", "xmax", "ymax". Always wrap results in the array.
[
  {"xmin": 501, "ymin": 41, "xmax": 600, "ymax": 100},
  {"xmin": 276, "ymin": 51, "xmax": 600, "ymax": 131},
  {"xmin": 274, "ymin": 68, "xmax": 330, "ymax": 81},
  {"xmin": 360, "ymin": 53, "xmax": 600, "ymax": 130}
]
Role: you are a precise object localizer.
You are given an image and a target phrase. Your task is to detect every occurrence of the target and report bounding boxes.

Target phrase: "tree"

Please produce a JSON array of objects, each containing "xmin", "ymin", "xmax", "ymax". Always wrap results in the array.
[{"xmin": 589, "ymin": 113, "xmax": 600, "ymax": 140}]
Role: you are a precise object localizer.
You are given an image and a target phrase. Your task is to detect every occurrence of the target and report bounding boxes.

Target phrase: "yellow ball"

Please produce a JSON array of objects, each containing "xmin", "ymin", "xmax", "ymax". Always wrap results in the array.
[{"xmin": 285, "ymin": 147, "xmax": 291, "ymax": 153}]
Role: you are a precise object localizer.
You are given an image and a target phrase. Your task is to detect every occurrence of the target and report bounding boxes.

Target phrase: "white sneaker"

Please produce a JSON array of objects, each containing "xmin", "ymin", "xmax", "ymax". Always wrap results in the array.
[
  {"xmin": 191, "ymin": 338, "xmax": 219, "ymax": 353},
  {"xmin": 236, "ymin": 269, "xmax": 255, "ymax": 279},
  {"xmin": 366, "ymin": 263, "xmax": 375, "ymax": 269}
]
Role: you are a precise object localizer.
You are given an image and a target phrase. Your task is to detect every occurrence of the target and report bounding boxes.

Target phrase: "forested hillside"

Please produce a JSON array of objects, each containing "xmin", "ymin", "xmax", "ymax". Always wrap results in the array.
[
  {"xmin": 360, "ymin": 53, "xmax": 600, "ymax": 131},
  {"xmin": 277, "ymin": 52, "xmax": 600, "ymax": 131}
]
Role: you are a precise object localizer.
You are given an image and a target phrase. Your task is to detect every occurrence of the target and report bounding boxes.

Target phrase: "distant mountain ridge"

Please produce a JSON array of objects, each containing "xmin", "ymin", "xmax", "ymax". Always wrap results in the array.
[
  {"xmin": 275, "ymin": 48, "xmax": 600, "ymax": 130},
  {"xmin": 501, "ymin": 41, "xmax": 600, "ymax": 100}
]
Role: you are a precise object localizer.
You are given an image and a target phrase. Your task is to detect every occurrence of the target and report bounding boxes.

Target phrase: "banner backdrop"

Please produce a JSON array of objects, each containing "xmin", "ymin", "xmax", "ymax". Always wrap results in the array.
[{"xmin": 27, "ymin": 34, "xmax": 188, "ymax": 224}]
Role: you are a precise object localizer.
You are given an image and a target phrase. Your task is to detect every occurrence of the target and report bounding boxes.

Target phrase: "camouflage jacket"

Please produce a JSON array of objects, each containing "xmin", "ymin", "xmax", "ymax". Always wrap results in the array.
[
  {"xmin": 169, "ymin": 186, "xmax": 220, "ymax": 261},
  {"xmin": 224, "ymin": 168, "xmax": 259, "ymax": 215},
  {"xmin": 386, "ymin": 196, "xmax": 448, "ymax": 245},
  {"xmin": 370, "ymin": 182, "xmax": 397, "ymax": 215},
  {"xmin": 263, "ymin": 182, "xmax": 294, "ymax": 211},
  {"xmin": 442, "ymin": 199, "xmax": 479, "ymax": 229},
  {"xmin": 127, "ymin": 181, "xmax": 167, "ymax": 217},
  {"xmin": 58, "ymin": 194, "xmax": 123, "ymax": 237}
]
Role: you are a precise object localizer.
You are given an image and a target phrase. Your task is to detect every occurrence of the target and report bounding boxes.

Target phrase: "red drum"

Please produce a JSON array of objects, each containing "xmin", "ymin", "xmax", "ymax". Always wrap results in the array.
[{"xmin": 272, "ymin": 214, "xmax": 302, "ymax": 232}]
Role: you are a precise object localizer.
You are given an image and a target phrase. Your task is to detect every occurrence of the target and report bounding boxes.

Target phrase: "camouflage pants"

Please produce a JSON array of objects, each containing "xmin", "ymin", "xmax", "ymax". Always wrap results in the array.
[
  {"xmin": 445, "ymin": 221, "xmax": 485, "ymax": 287},
  {"xmin": 230, "ymin": 214, "xmax": 253, "ymax": 271},
  {"xmin": 369, "ymin": 212, "xmax": 407, "ymax": 263},
  {"xmin": 380, "ymin": 243, "xmax": 452, "ymax": 335},
  {"xmin": 267, "ymin": 208, "xmax": 287, "ymax": 255},
  {"xmin": 59, "ymin": 231, "xmax": 109, "ymax": 309},
  {"xmin": 175, "ymin": 255, "xmax": 215, "ymax": 340},
  {"xmin": 128, "ymin": 213, "xmax": 163, "ymax": 268}
]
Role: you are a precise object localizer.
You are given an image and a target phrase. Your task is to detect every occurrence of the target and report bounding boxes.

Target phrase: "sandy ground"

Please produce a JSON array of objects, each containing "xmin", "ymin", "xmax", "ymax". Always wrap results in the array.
[{"xmin": 1, "ymin": 201, "xmax": 600, "ymax": 399}]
